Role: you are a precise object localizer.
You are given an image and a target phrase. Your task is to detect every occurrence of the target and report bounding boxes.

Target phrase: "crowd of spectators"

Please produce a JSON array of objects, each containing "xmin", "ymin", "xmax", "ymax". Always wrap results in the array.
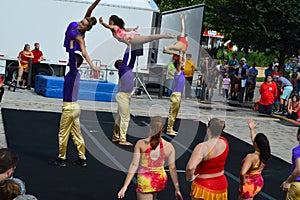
[{"xmin": 258, "ymin": 55, "xmax": 300, "ymax": 120}]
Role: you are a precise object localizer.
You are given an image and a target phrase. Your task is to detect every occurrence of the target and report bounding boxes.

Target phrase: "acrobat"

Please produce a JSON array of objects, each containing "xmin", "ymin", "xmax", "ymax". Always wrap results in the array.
[
  {"xmin": 99, "ymin": 15, "xmax": 175, "ymax": 46},
  {"xmin": 163, "ymin": 14, "xmax": 188, "ymax": 63}
]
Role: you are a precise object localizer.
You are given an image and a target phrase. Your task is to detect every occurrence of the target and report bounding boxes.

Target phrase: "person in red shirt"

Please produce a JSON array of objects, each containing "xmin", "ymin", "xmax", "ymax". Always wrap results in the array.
[
  {"xmin": 271, "ymin": 65, "xmax": 282, "ymax": 78},
  {"xmin": 287, "ymin": 93, "xmax": 300, "ymax": 121},
  {"xmin": 31, "ymin": 43, "xmax": 46, "ymax": 87},
  {"xmin": 17, "ymin": 44, "xmax": 34, "ymax": 88},
  {"xmin": 258, "ymin": 74, "xmax": 278, "ymax": 115},
  {"xmin": 31, "ymin": 43, "xmax": 45, "ymax": 64}
]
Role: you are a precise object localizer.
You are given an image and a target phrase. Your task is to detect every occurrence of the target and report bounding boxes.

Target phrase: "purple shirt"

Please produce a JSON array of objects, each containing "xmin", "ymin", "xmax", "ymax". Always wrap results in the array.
[
  {"xmin": 291, "ymin": 145, "xmax": 300, "ymax": 181},
  {"xmin": 172, "ymin": 71, "xmax": 185, "ymax": 92},
  {"xmin": 63, "ymin": 49, "xmax": 80, "ymax": 102},
  {"xmin": 118, "ymin": 48, "xmax": 137, "ymax": 93},
  {"xmin": 63, "ymin": 22, "xmax": 84, "ymax": 52}
]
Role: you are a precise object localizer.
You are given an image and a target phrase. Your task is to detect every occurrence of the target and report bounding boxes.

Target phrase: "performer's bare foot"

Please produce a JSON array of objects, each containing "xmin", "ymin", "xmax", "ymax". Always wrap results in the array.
[
  {"xmin": 166, "ymin": 130, "xmax": 178, "ymax": 136},
  {"xmin": 119, "ymin": 141, "xmax": 133, "ymax": 146},
  {"xmin": 165, "ymin": 33, "xmax": 176, "ymax": 39},
  {"xmin": 112, "ymin": 138, "xmax": 120, "ymax": 142}
]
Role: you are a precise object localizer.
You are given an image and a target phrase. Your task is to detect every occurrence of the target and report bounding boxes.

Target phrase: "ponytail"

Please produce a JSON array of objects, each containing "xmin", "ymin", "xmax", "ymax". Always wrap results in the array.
[{"xmin": 149, "ymin": 116, "xmax": 165, "ymax": 150}]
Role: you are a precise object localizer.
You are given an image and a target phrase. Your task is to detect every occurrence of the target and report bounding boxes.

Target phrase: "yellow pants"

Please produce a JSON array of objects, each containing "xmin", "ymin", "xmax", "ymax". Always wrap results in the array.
[
  {"xmin": 58, "ymin": 102, "xmax": 86, "ymax": 160},
  {"xmin": 113, "ymin": 92, "xmax": 131, "ymax": 142},
  {"xmin": 286, "ymin": 182, "xmax": 300, "ymax": 200},
  {"xmin": 167, "ymin": 92, "xmax": 182, "ymax": 132}
]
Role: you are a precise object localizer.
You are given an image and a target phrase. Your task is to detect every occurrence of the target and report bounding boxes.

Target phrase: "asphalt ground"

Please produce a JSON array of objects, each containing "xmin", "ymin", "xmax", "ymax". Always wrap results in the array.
[{"xmin": 2, "ymin": 108, "xmax": 290, "ymax": 200}]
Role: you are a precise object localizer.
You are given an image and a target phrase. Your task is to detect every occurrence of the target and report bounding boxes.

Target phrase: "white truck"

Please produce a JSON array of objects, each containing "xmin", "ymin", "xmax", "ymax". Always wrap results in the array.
[{"xmin": 0, "ymin": 0, "xmax": 204, "ymax": 87}]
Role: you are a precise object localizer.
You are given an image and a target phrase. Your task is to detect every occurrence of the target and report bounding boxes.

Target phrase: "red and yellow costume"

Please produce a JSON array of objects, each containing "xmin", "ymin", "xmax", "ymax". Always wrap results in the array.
[
  {"xmin": 239, "ymin": 159, "xmax": 265, "ymax": 198},
  {"xmin": 191, "ymin": 136, "xmax": 229, "ymax": 200},
  {"xmin": 136, "ymin": 139, "xmax": 168, "ymax": 193}
]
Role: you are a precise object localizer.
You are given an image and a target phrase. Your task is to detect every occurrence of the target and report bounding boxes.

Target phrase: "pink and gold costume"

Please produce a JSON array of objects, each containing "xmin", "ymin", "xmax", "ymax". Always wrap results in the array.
[
  {"xmin": 113, "ymin": 27, "xmax": 139, "ymax": 44},
  {"xmin": 239, "ymin": 159, "xmax": 265, "ymax": 198},
  {"xmin": 191, "ymin": 136, "xmax": 229, "ymax": 200},
  {"xmin": 136, "ymin": 139, "xmax": 168, "ymax": 193}
]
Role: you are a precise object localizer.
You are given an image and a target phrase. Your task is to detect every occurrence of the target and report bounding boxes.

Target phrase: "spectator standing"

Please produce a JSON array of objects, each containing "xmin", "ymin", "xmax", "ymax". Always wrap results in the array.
[
  {"xmin": 186, "ymin": 118, "xmax": 229, "ymax": 200},
  {"xmin": 112, "ymin": 46, "xmax": 137, "ymax": 146},
  {"xmin": 240, "ymin": 57, "xmax": 248, "ymax": 69},
  {"xmin": 272, "ymin": 56, "xmax": 279, "ymax": 68},
  {"xmin": 238, "ymin": 119, "xmax": 271, "ymax": 199},
  {"xmin": 264, "ymin": 63, "xmax": 274, "ymax": 78},
  {"xmin": 117, "ymin": 116, "xmax": 183, "ymax": 200},
  {"xmin": 218, "ymin": 59, "xmax": 228, "ymax": 95},
  {"xmin": 17, "ymin": 44, "xmax": 34, "ymax": 88},
  {"xmin": 273, "ymin": 76, "xmax": 293, "ymax": 115},
  {"xmin": 258, "ymin": 75, "xmax": 278, "ymax": 115},
  {"xmin": 31, "ymin": 42, "xmax": 46, "ymax": 87},
  {"xmin": 245, "ymin": 62, "xmax": 258, "ymax": 102},
  {"xmin": 165, "ymin": 55, "xmax": 178, "ymax": 97},
  {"xmin": 167, "ymin": 59, "xmax": 185, "ymax": 136},
  {"xmin": 228, "ymin": 53, "xmax": 239, "ymax": 98},
  {"xmin": 184, "ymin": 53, "xmax": 196, "ymax": 99},
  {"xmin": 222, "ymin": 73, "xmax": 231, "ymax": 103},
  {"xmin": 31, "ymin": 43, "xmax": 45, "ymax": 64},
  {"xmin": 281, "ymin": 127, "xmax": 300, "ymax": 199},
  {"xmin": 235, "ymin": 61, "xmax": 247, "ymax": 102}
]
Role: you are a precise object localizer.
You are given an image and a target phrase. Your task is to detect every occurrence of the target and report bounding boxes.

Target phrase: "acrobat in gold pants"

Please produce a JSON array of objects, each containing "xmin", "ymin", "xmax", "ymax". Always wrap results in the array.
[
  {"xmin": 167, "ymin": 92, "xmax": 182, "ymax": 132},
  {"xmin": 113, "ymin": 92, "xmax": 131, "ymax": 142},
  {"xmin": 58, "ymin": 102, "xmax": 86, "ymax": 160}
]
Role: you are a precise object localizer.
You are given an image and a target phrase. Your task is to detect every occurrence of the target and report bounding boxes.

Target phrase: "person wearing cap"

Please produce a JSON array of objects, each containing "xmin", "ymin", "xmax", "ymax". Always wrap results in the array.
[{"xmin": 273, "ymin": 75, "xmax": 293, "ymax": 115}]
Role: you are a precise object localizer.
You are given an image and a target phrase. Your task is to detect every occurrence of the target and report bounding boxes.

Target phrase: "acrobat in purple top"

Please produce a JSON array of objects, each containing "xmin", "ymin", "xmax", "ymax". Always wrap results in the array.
[
  {"xmin": 172, "ymin": 71, "xmax": 185, "ymax": 92},
  {"xmin": 291, "ymin": 145, "xmax": 300, "ymax": 181},
  {"xmin": 63, "ymin": 48, "xmax": 80, "ymax": 102},
  {"xmin": 118, "ymin": 47, "xmax": 137, "ymax": 93},
  {"xmin": 63, "ymin": 22, "xmax": 84, "ymax": 52}
]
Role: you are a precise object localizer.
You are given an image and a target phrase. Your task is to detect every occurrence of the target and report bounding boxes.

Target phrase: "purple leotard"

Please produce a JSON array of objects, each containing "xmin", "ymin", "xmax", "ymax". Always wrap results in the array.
[{"xmin": 63, "ymin": 22, "xmax": 84, "ymax": 52}]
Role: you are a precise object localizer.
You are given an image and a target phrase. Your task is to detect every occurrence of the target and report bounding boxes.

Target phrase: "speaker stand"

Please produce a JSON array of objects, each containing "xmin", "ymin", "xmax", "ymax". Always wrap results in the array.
[{"xmin": 132, "ymin": 56, "xmax": 152, "ymax": 100}]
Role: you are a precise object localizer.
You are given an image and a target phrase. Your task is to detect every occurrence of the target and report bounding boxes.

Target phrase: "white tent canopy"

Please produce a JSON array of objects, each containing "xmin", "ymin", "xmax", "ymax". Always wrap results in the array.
[{"xmin": 55, "ymin": 0, "xmax": 160, "ymax": 12}]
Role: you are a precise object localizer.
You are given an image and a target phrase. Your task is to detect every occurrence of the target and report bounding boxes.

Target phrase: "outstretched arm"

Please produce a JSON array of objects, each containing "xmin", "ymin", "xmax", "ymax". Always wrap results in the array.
[
  {"xmin": 75, "ymin": 35, "xmax": 100, "ymax": 71},
  {"xmin": 99, "ymin": 17, "xmax": 117, "ymax": 32},
  {"xmin": 180, "ymin": 14, "xmax": 185, "ymax": 37},
  {"xmin": 248, "ymin": 119, "xmax": 257, "ymax": 143},
  {"xmin": 84, "ymin": 0, "xmax": 101, "ymax": 18}
]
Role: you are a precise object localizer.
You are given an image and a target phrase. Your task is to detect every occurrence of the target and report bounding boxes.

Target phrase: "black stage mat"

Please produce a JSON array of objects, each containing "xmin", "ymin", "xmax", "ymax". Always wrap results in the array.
[{"xmin": 2, "ymin": 108, "xmax": 290, "ymax": 200}]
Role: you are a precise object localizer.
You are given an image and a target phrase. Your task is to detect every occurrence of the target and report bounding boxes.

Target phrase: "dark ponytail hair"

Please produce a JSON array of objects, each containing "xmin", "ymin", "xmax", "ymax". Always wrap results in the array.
[
  {"xmin": 254, "ymin": 133, "xmax": 271, "ymax": 164},
  {"xmin": 149, "ymin": 116, "xmax": 165, "ymax": 150},
  {"xmin": 109, "ymin": 15, "xmax": 125, "ymax": 30},
  {"xmin": 86, "ymin": 16, "xmax": 97, "ymax": 31}
]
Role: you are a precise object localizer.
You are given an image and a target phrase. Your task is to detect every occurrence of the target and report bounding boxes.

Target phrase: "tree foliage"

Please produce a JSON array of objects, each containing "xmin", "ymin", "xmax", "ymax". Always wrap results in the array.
[{"xmin": 157, "ymin": 0, "xmax": 300, "ymax": 66}]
